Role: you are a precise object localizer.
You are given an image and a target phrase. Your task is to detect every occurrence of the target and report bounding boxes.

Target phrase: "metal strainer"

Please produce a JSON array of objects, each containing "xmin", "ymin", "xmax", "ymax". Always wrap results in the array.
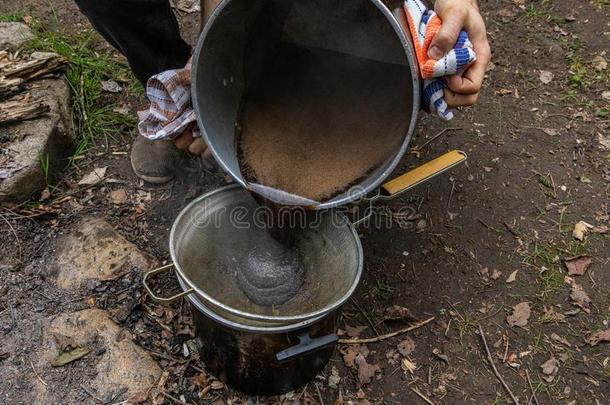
[{"xmin": 145, "ymin": 185, "xmax": 363, "ymax": 327}]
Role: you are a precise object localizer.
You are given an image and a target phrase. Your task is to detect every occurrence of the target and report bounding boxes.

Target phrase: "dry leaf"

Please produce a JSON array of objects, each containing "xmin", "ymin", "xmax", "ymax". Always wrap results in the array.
[
  {"xmin": 345, "ymin": 325, "xmax": 368, "ymax": 338},
  {"xmin": 539, "ymin": 70, "xmax": 554, "ymax": 84},
  {"xmin": 585, "ymin": 329, "xmax": 610, "ymax": 346},
  {"xmin": 341, "ymin": 345, "xmax": 368, "ymax": 368},
  {"xmin": 40, "ymin": 187, "xmax": 51, "ymax": 201},
  {"xmin": 542, "ymin": 307, "xmax": 566, "ymax": 323},
  {"xmin": 572, "ymin": 221, "xmax": 593, "ymax": 241},
  {"xmin": 328, "ymin": 366, "xmax": 341, "ymax": 388},
  {"xmin": 397, "ymin": 337, "xmax": 415, "ymax": 357},
  {"xmin": 593, "ymin": 55, "xmax": 607, "ymax": 71},
  {"xmin": 209, "ymin": 380, "xmax": 224, "ymax": 390},
  {"xmin": 51, "ymin": 347, "xmax": 91, "ymax": 367},
  {"xmin": 401, "ymin": 358, "xmax": 417, "ymax": 374},
  {"xmin": 78, "ymin": 166, "xmax": 107, "ymax": 185},
  {"xmin": 569, "ymin": 280, "xmax": 591, "ymax": 313},
  {"xmin": 496, "ymin": 88, "xmax": 512, "ymax": 96},
  {"xmin": 101, "ymin": 80, "xmax": 123, "ymax": 93},
  {"xmin": 564, "ymin": 255, "xmax": 592, "ymax": 276},
  {"xmin": 550, "ymin": 333, "xmax": 571, "ymax": 347},
  {"xmin": 543, "ymin": 128, "xmax": 558, "ymax": 136},
  {"xmin": 506, "ymin": 270, "xmax": 518, "ymax": 283},
  {"xmin": 355, "ymin": 354, "xmax": 380, "ymax": 385},
  {"xmin": 109, "ymin": 188, "xmax": 128, "ymax": 205},
  {"xmin": 491, "ymin": 269, "xmax": 502, "ymax": 280},
  {"xmin": 384, "ymin": 305, "xmax": 415, "ymax": 322},
  {"xmin": 507, "ymin": 302, "xmax": 531, "ymax": 327},
  {"xmin": 540, "ymin": 357, "xmax": 559, "ymax": 382}
]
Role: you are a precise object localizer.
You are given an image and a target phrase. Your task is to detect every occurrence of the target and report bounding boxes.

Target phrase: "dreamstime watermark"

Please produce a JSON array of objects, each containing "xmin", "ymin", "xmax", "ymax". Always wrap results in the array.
[{"xmin": 187, "ymin": 186, "xmax": 421, "ymax": 232}]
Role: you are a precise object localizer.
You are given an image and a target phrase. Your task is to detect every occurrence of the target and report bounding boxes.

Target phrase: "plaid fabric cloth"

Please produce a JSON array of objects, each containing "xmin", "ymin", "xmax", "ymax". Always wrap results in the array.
[
  {"xmin": 137, "ymin": 59, "xmax": 198, "ymax": 140},
  {"xmin": 404, "ymin": 0, "xmax": 477, "ymax": 120}
]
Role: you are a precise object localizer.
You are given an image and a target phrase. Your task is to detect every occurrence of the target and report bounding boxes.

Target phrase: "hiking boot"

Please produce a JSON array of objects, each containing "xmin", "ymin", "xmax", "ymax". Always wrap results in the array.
[{"xmin": 130, "ymin": 136, "xmax": 182, "ymax": 184}]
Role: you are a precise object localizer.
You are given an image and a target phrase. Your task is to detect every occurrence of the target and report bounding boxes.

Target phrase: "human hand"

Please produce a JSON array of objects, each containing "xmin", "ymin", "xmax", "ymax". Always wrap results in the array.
[
  {"xmin": 173, "ymin": 124, "xmax": 211, "ymax": 157},
  {"xmin": 430, "ymin": 0, "xmax": 491, "ymax": 107}
]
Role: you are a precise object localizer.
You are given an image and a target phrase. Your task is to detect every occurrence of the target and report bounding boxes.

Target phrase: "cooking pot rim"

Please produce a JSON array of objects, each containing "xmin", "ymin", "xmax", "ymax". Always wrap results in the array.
[
  {"xmin": 177, "ymin": 273, "xmax": 329, "ymax": 333},
  {"xmin": 191, "ymin": 0, "xmax": 421, "ymax": 210},
  {"xmin": 169, "ymin": 184, "xmax": 364, "ymax": 324}
]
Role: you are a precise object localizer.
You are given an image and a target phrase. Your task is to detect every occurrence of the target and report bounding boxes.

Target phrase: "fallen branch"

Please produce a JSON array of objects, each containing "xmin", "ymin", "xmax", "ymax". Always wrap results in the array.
[
  {"xmin": 525, "ymin": 368, "xmax": 540, "ymax": 405},
  {"xmin": 338, "ymin": 317, "xmax": 434, "ymax": 344},
  {"xmin": 2, "ymin": 54, "xmax": 67, "ymax": 81},
  {"xmin": 478, "ymin": 324, "xmax": 520, "ymax": 404},
  {"xmin": 0, "ymin": 97, "xmax": 49, "ymax": 124},
  {"xmin": 410, "ymin": 387, "xmax": 435, "ymax": 405}
]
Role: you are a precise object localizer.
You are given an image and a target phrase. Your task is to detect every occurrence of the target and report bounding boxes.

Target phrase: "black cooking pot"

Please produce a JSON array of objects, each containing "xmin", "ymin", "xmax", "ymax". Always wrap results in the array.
[{"xmin": 143, "ymin": 185, "xmax": 363, "ymax": 395}]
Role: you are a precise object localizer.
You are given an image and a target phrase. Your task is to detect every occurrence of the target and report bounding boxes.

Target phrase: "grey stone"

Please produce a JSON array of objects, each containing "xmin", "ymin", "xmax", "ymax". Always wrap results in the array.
[
  {"xmin": 0, "ymin": 22, "xmax": 34, "ymax": 51},
  {"xmin": 52, "ymin": 218, "xmax": 156, "ymax": 289},
  {"xmin": 0, "ymin": 77, "xmax": 75, "ymax": 203},
  {"xmin": 0, "ymin": 309, "xmax": 161, "ymax": 404}
]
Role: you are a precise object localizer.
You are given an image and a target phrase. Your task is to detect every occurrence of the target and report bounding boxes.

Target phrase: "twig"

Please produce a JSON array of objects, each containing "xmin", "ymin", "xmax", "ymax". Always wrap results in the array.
[
  {"xmin": 478, "ymin": 218, "xmax": 501, "ymax": 234},
  {"xmin": 30, "ymin": 359, "xmax": 47, "ymax": 386},
  {"xmin": 338, "ymin": 317, "xmax": 434, "ymax": 344},
  {"xmin": 315, "ymin": 382, "xmax": 325, "ymax": 405},
  {"xmin": 162, "ymin": 391, "xmax": 190, "ymax": 405},
  {"xmin": 412, "ymin": 128, "xmax": 462, "ymax": 151},
  {"xmin": 525, "ymin": 369, "xmax": 540, "ymax": 405},
  {"xmin": 410, "ymin": 387, "xmax": 435, "ymax": 405},
  {"xmin": 447, "ymin": 181, "xmax": 455, "ymax": 210},
  {"xmin": 0, "ymin": 213, "xmax": 22, "ymax": 261},
  {"xmin": 503, "ymin": 221, "xmax": 521, "ymax": 237},
  {"xmin": 350, "ymin": 298, "xmax": 381, "ymax": 336},
  {"xmin": 80, "ymin": 384, "xmax": 103, "ymax": 403},
  {"xmin": 478, "ymin": 324, "xmax": 520, "ymax": 404}
]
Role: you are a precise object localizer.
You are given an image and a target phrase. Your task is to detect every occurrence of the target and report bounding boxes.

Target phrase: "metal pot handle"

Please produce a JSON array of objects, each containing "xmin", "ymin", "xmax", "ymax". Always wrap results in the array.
[
  {"xmin": 353, "ymin": 150, "xmax": 467, "ymax": 226},
  {"xmin": 142, "ymin": 264, "xmax": 195, "ymax": 305},
  {"xmin": 275, "ymin": 329, "xmax": 338, "ymax": 362}
]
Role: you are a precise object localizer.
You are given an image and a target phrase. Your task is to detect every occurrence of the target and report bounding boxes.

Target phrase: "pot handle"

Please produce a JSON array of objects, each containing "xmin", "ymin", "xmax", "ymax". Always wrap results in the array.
[
  {"xmin": 143, "ymin": 264, "xmax": 194, "ymax": 305},
  {"xmin": 353, "ymin": 150, "xmax": 467, "ymax": 227},
  {"xmin": 276, "ymin": 330, "xmax": 338, "ymax": 362}
]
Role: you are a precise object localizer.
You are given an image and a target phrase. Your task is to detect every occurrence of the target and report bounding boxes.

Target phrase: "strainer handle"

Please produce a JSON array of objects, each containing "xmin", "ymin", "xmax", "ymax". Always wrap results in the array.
[
  {"xmin": 143, "ymin": 264, "xmax": 194, "ymax": 305},
  {"xmin": 275, "ymin": 329, "xmax": 338, "ymax": 362}
]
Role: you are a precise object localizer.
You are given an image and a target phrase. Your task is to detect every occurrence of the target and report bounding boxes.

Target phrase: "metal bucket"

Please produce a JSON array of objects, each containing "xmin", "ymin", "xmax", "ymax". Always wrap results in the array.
[{"xmin": 191, "ymin": 0, "xmax": 420, "ymax": 209}]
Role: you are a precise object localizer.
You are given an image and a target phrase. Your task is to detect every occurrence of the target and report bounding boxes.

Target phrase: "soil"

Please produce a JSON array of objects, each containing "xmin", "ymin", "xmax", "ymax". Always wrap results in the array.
[
  {"xmin": 238, "ymin": 43, "xmax": 410, "ymax": 202},
  {"xmin": 1, "ymin": 1, "xmax": 610, "ymax": 405}
]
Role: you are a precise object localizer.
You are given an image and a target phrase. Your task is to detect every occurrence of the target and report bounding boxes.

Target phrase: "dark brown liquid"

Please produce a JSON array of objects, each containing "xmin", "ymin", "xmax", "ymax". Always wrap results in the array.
[{"xmin": 238, "ymin": 43, "xmax": 412, "ymax": 202}]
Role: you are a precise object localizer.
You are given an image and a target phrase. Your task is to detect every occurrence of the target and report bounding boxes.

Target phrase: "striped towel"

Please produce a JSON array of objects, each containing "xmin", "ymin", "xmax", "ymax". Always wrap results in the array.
[
  {"xmin": 137, "ymin": 59, "xmax": 198, "ymax": 140},
  {"xmin": 404, "ymin": 0, "xmax": 477, "ymax": 120}
]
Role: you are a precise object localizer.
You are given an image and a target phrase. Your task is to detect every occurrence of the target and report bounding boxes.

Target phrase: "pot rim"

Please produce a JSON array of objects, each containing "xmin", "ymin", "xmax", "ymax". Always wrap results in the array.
[
  {"xmin": 178, "ymin": 273, "xmax": 330, "ymax": 333},
  {"xmin": 169, "ymin": 184, "xmax": 364, "ymax": 324},
  {"xmin": 191, "ymin": 0, "xmax": 421, "ymax": 210}
]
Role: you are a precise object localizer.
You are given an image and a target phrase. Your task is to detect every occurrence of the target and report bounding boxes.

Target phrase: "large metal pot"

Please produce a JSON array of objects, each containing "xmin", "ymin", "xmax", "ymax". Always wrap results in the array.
[
  {"xmin": 191, "ymin": 0, "xmax": 421, "ymax": 209},
  {"xmin": 143, "ymin": 185, "xmax": 363, "ymax": 394}
]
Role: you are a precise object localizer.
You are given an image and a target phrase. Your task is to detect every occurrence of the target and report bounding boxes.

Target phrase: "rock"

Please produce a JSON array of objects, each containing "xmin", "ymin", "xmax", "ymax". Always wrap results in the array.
[
  {"xmin": 36, "ymin": 309, "xmax": 161, "ymax": 402},
  {"xmin": 52, "ymin": 218, "xmax": 156, "ymax": 289},
  {"xmin": 0, "ymin": 22, "xmax": 34, "ymax": 51},
  {"xmin": 0, "ymin": 77, "xmax": 74, "ymax": 203}
]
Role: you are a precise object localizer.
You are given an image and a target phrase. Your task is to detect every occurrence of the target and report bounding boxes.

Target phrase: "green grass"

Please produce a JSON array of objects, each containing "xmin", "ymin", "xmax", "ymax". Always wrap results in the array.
[
  {"xmin": 10, "ymin": 12, "xmax": 141, "ymax": 163},
  {"xmin": 561, "ymin": 39, "xmax": 610, "ymax": 103},
  {"xmin": 523, "ymin": 239, "xmax": 589, "ymax": 300},
  {"xmin": 38, "ymin": 153, "xmax": 50, "ymax": 183},
  {"xmin": 28, "ymin": 28, "xmax": 138, "ymax": 161},
  {"xmin": 0, "ymin": 11, "xmax": 25, "ymax": 22},
  {"xmin": 523, "ymin": 3, "xmax": 562, "ymax": 25}
]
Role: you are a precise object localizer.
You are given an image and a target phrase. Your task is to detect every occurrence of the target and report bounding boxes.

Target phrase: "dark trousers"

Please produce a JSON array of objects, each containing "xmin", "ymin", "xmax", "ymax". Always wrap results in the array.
[{"xmin": 73, "ymin": 0, "xmax": 192, "ymax": 86}]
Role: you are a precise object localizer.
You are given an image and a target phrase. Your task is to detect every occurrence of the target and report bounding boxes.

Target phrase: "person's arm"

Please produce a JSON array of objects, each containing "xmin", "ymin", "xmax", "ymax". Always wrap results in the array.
[{"xmin": 430, "ymin": 0, "xmax": 491, "ymax": 107}]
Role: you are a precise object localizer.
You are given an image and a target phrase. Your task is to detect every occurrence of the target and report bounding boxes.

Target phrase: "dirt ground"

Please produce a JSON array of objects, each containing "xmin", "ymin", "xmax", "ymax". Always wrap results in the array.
[{"xmin": 1, "ymin": 0, "xmax": 610, "ymax": 404}]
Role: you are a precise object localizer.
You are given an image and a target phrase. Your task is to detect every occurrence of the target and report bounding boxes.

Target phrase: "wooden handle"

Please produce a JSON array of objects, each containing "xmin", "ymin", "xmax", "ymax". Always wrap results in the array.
[{"xmin": 381, "ymin": 150, "xmax": 467, "ymax": 196}]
